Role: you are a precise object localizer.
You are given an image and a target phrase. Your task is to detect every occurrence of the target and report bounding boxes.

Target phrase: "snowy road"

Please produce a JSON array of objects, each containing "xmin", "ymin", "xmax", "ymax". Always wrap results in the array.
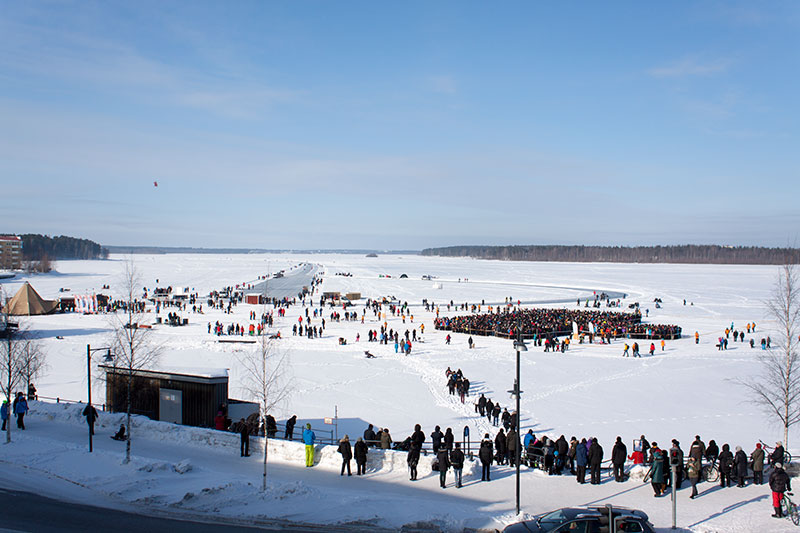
[{"xmin": 246, "ymin": 263, "xmax": 318, "ymax": 300}]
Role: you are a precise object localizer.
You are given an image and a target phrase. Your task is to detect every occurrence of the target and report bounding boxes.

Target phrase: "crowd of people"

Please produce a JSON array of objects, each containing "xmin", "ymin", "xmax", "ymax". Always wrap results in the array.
[{"xmin": 434, "ymin": 307, "xmax": 682, "ymax": 340}]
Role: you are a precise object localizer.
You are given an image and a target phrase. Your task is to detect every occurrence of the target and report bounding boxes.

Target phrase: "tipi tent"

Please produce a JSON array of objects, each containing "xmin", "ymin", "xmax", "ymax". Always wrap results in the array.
[{"xmin": 6, "ymin": 282, "xmax": 57, "ymax": 316}]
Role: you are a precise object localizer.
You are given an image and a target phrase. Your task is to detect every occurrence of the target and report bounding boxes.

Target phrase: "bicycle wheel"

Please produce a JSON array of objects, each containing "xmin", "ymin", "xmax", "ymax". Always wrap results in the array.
[
  {"xmin": 702, "ymin": 464, "xmax": 720, "ymax": 483},
  {"xmin": 791, "ymin": 503, "xmax": 800, "ymax": 526},
  {"xmin": 782, "ymin": 496, "xmax": 792, "ymax": 518},
  {"xmin": 785, "ymin": 451, "xmax": 793, "ymax": 465}
]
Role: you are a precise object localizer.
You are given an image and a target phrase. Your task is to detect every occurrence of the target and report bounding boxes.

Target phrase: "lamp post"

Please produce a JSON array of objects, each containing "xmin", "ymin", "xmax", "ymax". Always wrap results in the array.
[
  {"xmin": 86, "ymin": 344, "xmax": 112, "ymax": 452},
  {"xmin": 512, "ymin": 336, "xmax": 527, "ymax": 516}
]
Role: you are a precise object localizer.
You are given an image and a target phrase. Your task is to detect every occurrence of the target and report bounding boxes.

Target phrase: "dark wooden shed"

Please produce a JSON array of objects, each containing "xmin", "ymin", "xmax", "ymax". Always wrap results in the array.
[{"xmin": 100, "ymin": 366, "xmax": 228, "ymax": 428}]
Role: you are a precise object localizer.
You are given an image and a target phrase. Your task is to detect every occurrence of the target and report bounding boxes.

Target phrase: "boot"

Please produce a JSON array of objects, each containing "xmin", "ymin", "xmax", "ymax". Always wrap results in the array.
[{"xmin": 773, "ymin": 506, "xmax": 781, "ymax": 518}]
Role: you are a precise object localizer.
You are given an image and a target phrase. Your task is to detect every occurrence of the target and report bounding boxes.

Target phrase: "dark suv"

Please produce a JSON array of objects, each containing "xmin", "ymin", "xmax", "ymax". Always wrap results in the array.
[{"xmin": 502, "ymin": 505, "xmax": 655, "ymax": 533}]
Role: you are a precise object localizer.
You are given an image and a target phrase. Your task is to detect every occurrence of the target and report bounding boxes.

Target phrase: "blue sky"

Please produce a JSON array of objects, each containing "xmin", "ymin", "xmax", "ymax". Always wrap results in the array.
[{"xmin": 1, "ymin": 1, "xmax": 798, "ymax": 249}]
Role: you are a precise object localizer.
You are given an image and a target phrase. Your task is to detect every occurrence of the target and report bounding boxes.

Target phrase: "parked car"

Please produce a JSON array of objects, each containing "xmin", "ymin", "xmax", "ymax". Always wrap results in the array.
[{"xmin": 502, "ymin": 505, "xmax": 655, "ymax": 533}]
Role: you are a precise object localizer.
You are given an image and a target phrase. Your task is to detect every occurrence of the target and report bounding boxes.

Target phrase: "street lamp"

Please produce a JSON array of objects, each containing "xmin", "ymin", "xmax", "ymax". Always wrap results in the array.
[
  {"xmin": 512, "ymin": 336, "xmax": 527, "ymax": 516},
  {"xmin": 87, "ymin": 344, "xmax": 112, "ymax": 452}
]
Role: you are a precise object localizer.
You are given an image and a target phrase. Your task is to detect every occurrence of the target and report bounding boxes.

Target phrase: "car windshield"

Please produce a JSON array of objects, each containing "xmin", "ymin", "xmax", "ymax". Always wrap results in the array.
[{"xmin": 538, "ymin": 510, "xmax": 570, "ymax": 527}]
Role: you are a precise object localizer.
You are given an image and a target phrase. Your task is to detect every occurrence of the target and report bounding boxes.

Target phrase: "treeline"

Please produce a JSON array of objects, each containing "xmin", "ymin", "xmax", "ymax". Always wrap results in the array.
[
  {"xmin": 420, "ymin": 245, "xmax": 800, "ymax": 265},
  {"xmin": 21, "ymin": 234, "xmax": 108, "ymax": 261}
]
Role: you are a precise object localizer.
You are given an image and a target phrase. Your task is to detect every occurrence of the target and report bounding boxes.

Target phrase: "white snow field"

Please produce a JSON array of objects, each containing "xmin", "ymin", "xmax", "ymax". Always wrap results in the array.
[{"xmin": 1, "ymin": 253, "xmax": 797, "ymax": 532}]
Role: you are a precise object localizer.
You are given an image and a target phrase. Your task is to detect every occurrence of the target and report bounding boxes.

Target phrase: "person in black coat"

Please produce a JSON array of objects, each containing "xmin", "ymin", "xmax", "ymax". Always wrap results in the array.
[
  {"xmin": 555, "ymin": 435, "xmax": 569, "ymax": 474},
  {"xmin": 507, "ymin": 428, "xmax": 519, "ymax": 467},
  {"xmin": 485, "ymin": 399, "xmax": 494, "ymax": 423},
  {"xmin": 285, "ymin": 415, "xmax": 297, "ymax": 440},
  {"xmin": 478, "ymin": 394, "xmax": 487, "ymax": 416},
  {"xmin": 771, "ymin": 441, "xmax": 786, "ymax": 466},
  {"xmin": 495, "ymin": 429, "xmax": 507, "ymax": 465},
  {"xmin": 363, "ymin": 423, "xmax": 377, "ymax": 447},
  {"xmin": 588, "ymin": 438, "xmax": 603, "ymax": 485},
  {"xmin": 82, "ymin": 404, "xmax": 99, "ymax": 436},
  {"xmin": 408, "ymin": 439, "xmax": 421, "ymax": 481},
  {"xmin": 612, "ymin": 436, "xmax": 627, "ymax": 482},
  {"xmin": 239, "ymin": 419, "xmax": 250, "ymax": 457},
  {"xmin": 265, "ymin": 414, "xmax": 277, "ymax": 438},
  {"xmin": 437, "ymin": 447, "xmax": 450, "ymax": 488},
  {"xmin": 431, "ymin": 426, "xmax": 444, "ymax": 453},
  {"xmin": 718, "ymin": 443, "xmax": 733, "ymax": 487},
  {"xmin": 734, "ymin": 446, "xmax": 748, "ymax": 487},
  {"xmin": 411, "ymin": 424, "xmax": 425, "ymax": 447},
  {"xmin": 479, "ymin": 434, "xmax": 493, "ymax": 481},
  {"xmin": 450, "ymin": 443, "xmax": 465, "ymax": 488},
  {"xmin": 705, "ymin": 439, "xmax": 719, "ymax": 464},
  {"xmin": 337, "ymin": 435, "xmax": 352, "ymax": 476},
  {"xmin": 444, "ymin": 427, "xmax": 454, "ymax": 451},
  {"xmin": 354, "ymin": 437, "xmax": 368, "ymax": 475}
]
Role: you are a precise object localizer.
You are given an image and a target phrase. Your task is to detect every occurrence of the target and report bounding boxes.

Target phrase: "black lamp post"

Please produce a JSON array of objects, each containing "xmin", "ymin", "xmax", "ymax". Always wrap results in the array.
[
  {"xmin": 511, "ymin": 337, "xmax": 527, "ymax": 515},
  {"xmin": 86, "ymin": 344, "xmax": 112, "ymax": 452}
]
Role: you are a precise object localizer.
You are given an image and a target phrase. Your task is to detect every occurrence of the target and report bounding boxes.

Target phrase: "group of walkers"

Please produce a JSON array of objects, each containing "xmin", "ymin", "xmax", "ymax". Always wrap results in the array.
[
  {"xmin": 445, "ymin": 367, "xmax": 470, "ymax": 403},
  {"xmin": 434, "ymin": 307, "xmax": 681, "ymax": 341},
  {"xmin": 1, "ymin": 392, "xmax": 29, "ymax": 431}
]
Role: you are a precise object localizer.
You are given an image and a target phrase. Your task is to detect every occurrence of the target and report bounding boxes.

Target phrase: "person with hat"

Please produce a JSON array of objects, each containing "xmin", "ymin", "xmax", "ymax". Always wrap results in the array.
[
  {"xmin": 1, "ymin": 400, "xmax": 8, "ymax": 431},
  {"xmin": 771, "ymin": 441, "xmax": 786, "ymax": 467},
  {"xmin": 302, "ymin": 423, "xmax": 316, "ymax": 467},
  {"xmin": 751, "ymin": 443, "xmax": 765, "ymax": 485},
  {"xmin": 770, "ymin": 462, "xmax": 792, "ymax": 518},
  {"xmin": 354, "ymin": 437, "xmax": 368, "ymax": 475},
  {"xmin": 337, "ymin": 435, "xmax": 352, "ymax": 476}
]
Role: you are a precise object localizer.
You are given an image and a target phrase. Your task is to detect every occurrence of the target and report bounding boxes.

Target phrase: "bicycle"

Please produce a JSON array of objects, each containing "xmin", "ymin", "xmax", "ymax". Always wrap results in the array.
[
  {"xmin": 701, "ymin": 460, "xmax": 720, "ymax": 482},
  {"xmin": 781, "ymin": 492, "xmax": 800, "ymax": 526}
]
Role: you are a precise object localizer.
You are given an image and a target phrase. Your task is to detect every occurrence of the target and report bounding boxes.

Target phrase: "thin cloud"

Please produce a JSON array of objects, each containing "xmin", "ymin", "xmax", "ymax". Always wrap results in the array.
[
  {"xmin": 647, "ymin": 57, "xmax": 732, "ymax": 78},
  {"xmin": 429, "ymin": 75, "xmax": 457, "ymax": 94}
]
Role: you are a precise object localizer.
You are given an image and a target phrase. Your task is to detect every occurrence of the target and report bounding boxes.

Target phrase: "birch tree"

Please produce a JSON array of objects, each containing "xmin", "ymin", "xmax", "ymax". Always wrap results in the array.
[
  {"xmin": 1, "ymin": 288, "xmax": 23, "ymax": 444},
  {"xmin": 740, "ymin": 264, "xmax": 800, "ymax": 448},
  {"xmin": 237, "ymin": 331, "xmax": 291, "ymax": 491},
  {"xmin": 107, "ymin": 259, "xmax": 160, "ymax": 463}
]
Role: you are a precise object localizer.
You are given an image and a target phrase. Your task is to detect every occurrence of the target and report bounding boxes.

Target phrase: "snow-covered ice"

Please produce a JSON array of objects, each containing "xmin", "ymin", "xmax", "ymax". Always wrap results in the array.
[{"xmin": 0, "ymin": 254, "xmax": 796, "ymax": 532}]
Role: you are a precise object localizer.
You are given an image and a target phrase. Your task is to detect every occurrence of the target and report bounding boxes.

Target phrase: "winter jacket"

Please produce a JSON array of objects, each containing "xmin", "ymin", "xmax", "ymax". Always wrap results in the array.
[
  {"xmin": 651, "ymin": 450, "xmax": 665, "ymax": 484},
  {"xmin": 380, "ymin": 431, "xmax": 392, "ymax": 449},
  {"xmin": 363, "ymin": 427, "xmax": 376, "ymax": 445},
  {"xmin": 479, "ymin": 439, "xmax": 494, "ymax": 464},
  {"xmin": 0, "ymin": 403, "xmax": 7, "ymax": 421},
  {"xmin": 523, "ymin": 432, "xmax": 534, "ymax": 450},
  {"xmin": 556, "ymin": 436, "xmax": 568, "ymax": 457},
  {"xmin": 576, "ymin": 443, "xmax": 588, "ymax": 467},
  {"xmin": 83, "ymin": 405, "xmax": 98, "ymax": 422},
  {"xmin": 302, "ymin": 428, "xmax": 316, "ymax": 445},
  {"xmin": 734, "ymin": 450, "xmax": 748, "ymax": 478},
  {"xmin": 411, "ymin": 429, "xmax": 425, "ymax": 446},
  {"xmin": 588, "ymin": 441, "xmax": 604, "ymax": 466},
  {"xmin": 506, "ymin": 429, "xmax": 519, "ymax": 453},
  {"xmin": 705, "ymin": 441, "xmax": 719, "ymax": 462},
  {"xmin": 436, "ymin": 449, "xmax": 450, "ymax": 471},
  {"xmin": 354, "ymin": 441, "xmax": 368, "ymax": 463},
  {"xmin": 495, "ymin": 431, "xmax": 507, "ymax": 456},
  {"xmin": 612, "ymin": 440, "xmax": 627, "ymax": 466},
  {"xmin": 718, "ymin": 445, "xmax": 733, "ymax": 473},
  {"xmin": 431, "ymin": 429, "xmax": 443, "ymax": 448},
  {"xmin": 751, "ymin": 448, "xmax": 765, "ymax": 471},
  {"xmin": 772, "ymin": 445, "xmax": 786, "ymax": 465},
  {"xmin": 770, "ymin": 468, "xmax": 792, "ymax": 493},
  {"xmin": 444, "ymin": 429, "xmax": 454, "ymax": 450},
  {"xmin": 407, "ymin": 441, "xmax": 421, "ymax": 466},
  {"xmin": 689, "ymin": 440, "xmax": 705, "ymax": 463},
  {"xmin": 337, "ymin": 439, "xmax": 352, "ymax": 460},
  {"xmin": 13, "ymin": 398, "xmax": 27, "ymax": 415},
  {"xmin": 450, "ymin": 448, "xmax": 465, "ymax": 469}
]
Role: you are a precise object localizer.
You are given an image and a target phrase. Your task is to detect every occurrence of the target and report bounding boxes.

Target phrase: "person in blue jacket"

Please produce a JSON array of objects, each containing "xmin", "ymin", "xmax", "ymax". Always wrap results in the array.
[
  {"xmin": 303, "ymin": 423, "xmax": 316, "ymax": 467},
  {"xmin": 1, "ymin": 400, "xmax": 8, "ymax": 431},
  {"xmin": 13, "ymin": 392, "xmax": 28, "ymax": 430},
  {"xmin": 575, "ymin": 437, "xmax": 588, "ymax": 484}
]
